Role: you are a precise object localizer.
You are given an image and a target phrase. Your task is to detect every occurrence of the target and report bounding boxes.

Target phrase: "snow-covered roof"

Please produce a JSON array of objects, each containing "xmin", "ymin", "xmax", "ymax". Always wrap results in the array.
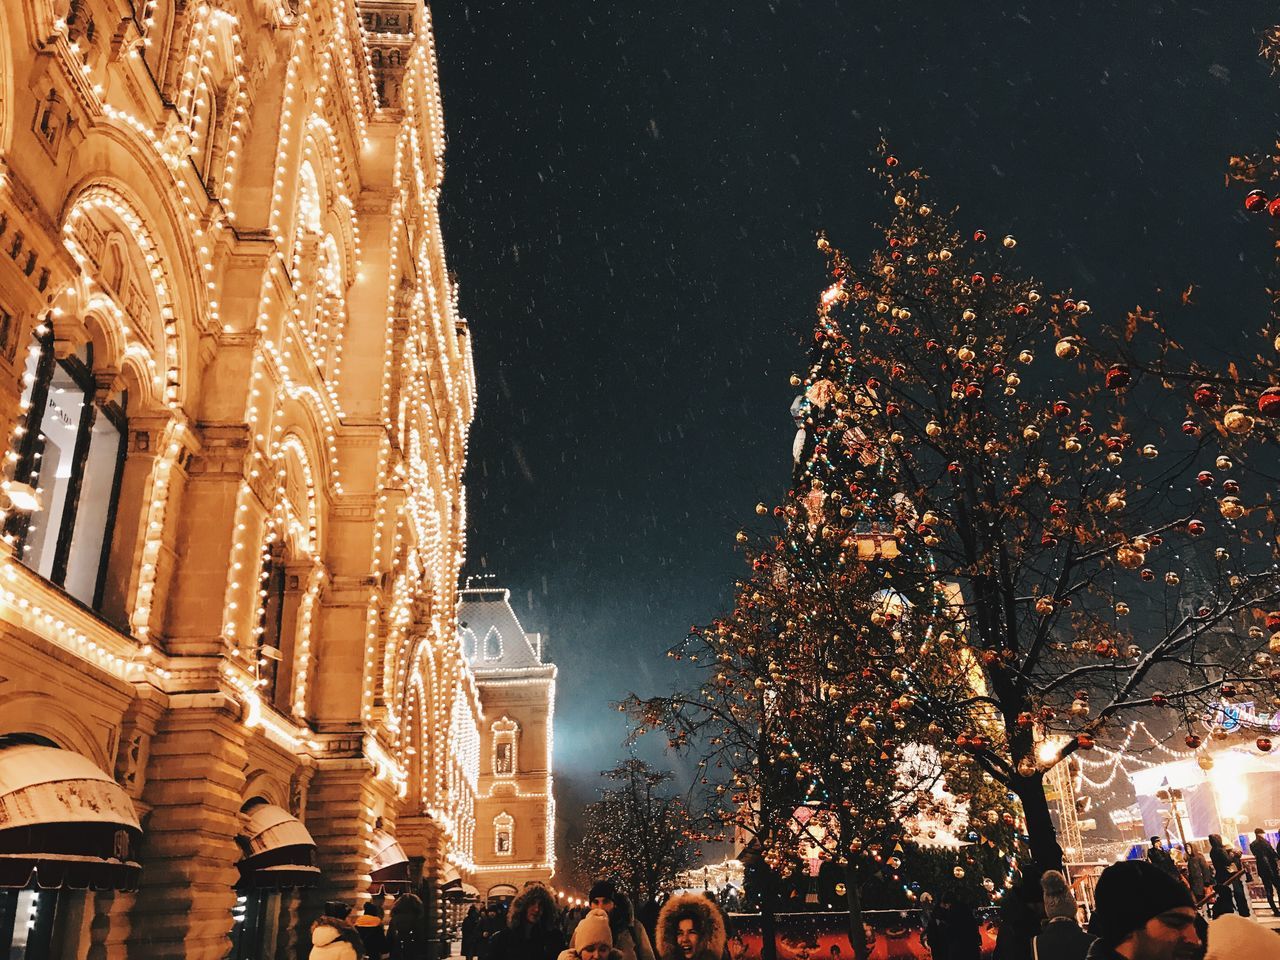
[{"xmin": 457, "ymin": 587, "xmax": 548, "ymax": 671}]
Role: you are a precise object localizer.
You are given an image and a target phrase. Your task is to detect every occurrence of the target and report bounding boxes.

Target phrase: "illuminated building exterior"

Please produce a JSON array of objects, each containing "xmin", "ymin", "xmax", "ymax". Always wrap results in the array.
[
  {"xmin": 0, "ymin": 0, "xmax": 480, "ymax": 957},
  {"xmin": 458, "ymin": 586, "xmax": 557, "ymax": 897}
]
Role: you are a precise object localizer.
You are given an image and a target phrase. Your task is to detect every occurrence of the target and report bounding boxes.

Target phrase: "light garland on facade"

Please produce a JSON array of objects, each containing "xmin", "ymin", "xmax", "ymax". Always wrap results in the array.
[{"xmin": 2, "ymin": 0, "xmax": 482, "ymax": 906}]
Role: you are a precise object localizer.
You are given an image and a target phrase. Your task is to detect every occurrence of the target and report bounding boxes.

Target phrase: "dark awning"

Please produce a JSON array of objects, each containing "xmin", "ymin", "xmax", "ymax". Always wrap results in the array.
[
  {"xmin": 368, "ymin": 829, "xmax": 411, "ymax": 893},
  {"xmin": 236, "ymin": 801, "xmax": 319, "ymax": 890},
  {"xmin": 441, "ymin": 877, "xmax": 480, "ymax": 901},
  {"xmin": 0, "ymin": 742, "xmax": 142, "ymax": 891}
]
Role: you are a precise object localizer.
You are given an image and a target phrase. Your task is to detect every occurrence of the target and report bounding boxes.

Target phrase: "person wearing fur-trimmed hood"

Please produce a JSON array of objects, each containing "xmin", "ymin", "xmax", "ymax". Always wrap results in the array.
[
  {"xmin": 655, "ymin": 893, "xmax": 727, "ymax": 960},
  {"xmin": 489, "ymin": 882, "xmax": 566, "ymax": 960}
]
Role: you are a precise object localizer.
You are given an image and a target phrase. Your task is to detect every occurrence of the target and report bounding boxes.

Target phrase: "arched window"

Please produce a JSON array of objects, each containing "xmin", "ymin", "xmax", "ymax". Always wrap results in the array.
[
  {"xmin": 6, "ymin": 328, "xmax": 126, "ymax": 610},
  {"xmin": 491, "ymin": 717, "xmax": 518, "ymax": 778},
  {"xmin": 493, "ymin": 813, "xmax": 513, "ymax": 857},
  {"xmin": 483, "ymin": 626, "xmax": 502, "ymax": 661},
  {"xmin": 460, "ymin": 627, "xmax": 478, "ymax": 661},
  {"xmin": 255, "ymin": 541, "xmax": 304, "ymax": 716}
]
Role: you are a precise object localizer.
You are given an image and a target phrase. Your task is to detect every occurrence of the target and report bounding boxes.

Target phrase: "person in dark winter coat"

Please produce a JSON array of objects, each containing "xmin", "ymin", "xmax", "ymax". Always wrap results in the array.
[
  {"xmin": 1208, "ymin": 834, "xmax": 1250, "ymax": 918},
  {"xmin": 1247, "ymin": 828, "xmax": 1280, "ymax": 915},
  {"xmin": 387, "ymin": 893, "xmax": 428, "ymax": 960},
  {"xmin": 655, "ymin": 893, "xmax": 726, "ymax": 960},
  {"xmin": 354, "ymin": 902, "xmax": 387, "ymax": 959},
  {"xmin": 1183, "ymin": 843, "xmax": 1213, "ymax": 906},
  {"xmin": 488, "ymin": 882, "xmax": 566, "ymax": 960},
  {"xmin": 558, "ymin": 908, "xmax": 625, "ymax": 960},
  {"xmin": 461, "ymin": 905, "xmax": 481, "ymax": 960},
  {"xmin": 926, "ymin": 892, "xmax": 981, "ymax": 960},
  {"xmin": 1146, "ymin": 838, "xmax": 1180, "ymax": 881},
  {"xmin": 583, "ymin": 881, "xmax": 656, "ymax": 960},
  {"xmin": 993, "ymin": 868, "xmax": 1044, "ymax": 960},
  {"xmin": 477, "ymin": 905, "xmax": 503, "ymax": 959},
  {"xmin": 1033, "ymin": 871, "xmax": 1094, "ymax": 960},
  {"xmin": 1085, "ymin": 859, "xmax": 1200, "ymax": 960}
]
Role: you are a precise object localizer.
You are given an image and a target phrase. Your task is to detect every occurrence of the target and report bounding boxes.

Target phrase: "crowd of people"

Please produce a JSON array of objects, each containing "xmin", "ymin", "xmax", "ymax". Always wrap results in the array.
[
  {"xmin": 306, "ymin": 844, "xmax": 1280, "ymax": 960},
  {"xmin": 921, "ymin": 853, "xmax": 1279, "ymax": 960},
  {"xmin": 308, "ymin": 893, "xmax": 430, "ymax": 960},
  {"xmin": 1143, "ymin": 830, "xmax": 1280, "ymax": 919},
  {"xmin": 456, "ymin": 879, "xmax": 726, "ymax": 960}
]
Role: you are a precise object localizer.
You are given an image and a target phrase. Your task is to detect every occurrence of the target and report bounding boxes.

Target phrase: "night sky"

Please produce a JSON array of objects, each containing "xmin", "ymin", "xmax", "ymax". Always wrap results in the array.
[{"xmin": 431, "ymin": 2, "xmax": 1280, "ymax": 821}]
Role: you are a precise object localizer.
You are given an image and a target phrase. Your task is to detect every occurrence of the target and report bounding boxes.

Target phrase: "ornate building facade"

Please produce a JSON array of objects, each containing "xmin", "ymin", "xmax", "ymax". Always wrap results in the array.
[
  {"xmin": 458, "ymin": 586, "xmax": 557, "ymax": 898},
  {"xmin": 0, "ymin": 0, "xmax": 480, "ymax": 957}
]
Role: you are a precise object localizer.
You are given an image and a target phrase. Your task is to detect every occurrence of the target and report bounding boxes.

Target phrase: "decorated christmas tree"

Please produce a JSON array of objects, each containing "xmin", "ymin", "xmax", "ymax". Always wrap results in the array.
[{"xmin": 637, "ymin": 146, "xmax": 1280, "ymax": 960}]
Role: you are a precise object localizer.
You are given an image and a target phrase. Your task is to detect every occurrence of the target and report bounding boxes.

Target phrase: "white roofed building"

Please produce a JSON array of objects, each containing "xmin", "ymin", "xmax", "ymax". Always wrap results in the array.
[{"xmin": 459, "ymin": 586, "xmax": 557, "ymax": 897}]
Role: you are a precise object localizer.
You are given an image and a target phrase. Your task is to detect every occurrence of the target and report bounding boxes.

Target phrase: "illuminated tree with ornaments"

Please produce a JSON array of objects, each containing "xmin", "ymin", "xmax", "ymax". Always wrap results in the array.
[
  {"xmin": 572, "ymin": 759, "xmax": 700, "ymax": 909},
  {"xmin": 762, "ymin": 146, "xmax": 1280, "ymax": 879},
  {"xmin": 627, "ymin": 521, "xmax": 1021, "ymax": 960}
]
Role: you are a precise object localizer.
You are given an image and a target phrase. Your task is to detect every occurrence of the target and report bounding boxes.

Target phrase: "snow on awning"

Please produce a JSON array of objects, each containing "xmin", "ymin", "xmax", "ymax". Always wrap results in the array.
[
  {"xmin": 0, "ymin": 741, "xmax": 142, "ymax": 890},
  {"xmin": 236, "ymin": 801, "xmax": 318, "ymax": 890},
  {"xmin": 369, "ymin": 829, "xmax": 412, "ymax": 893}
]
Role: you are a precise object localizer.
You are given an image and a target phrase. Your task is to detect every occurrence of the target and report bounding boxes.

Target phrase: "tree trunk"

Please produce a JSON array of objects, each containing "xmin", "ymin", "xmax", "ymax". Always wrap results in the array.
[
  {"xmin": 760, "ymin": 901, "xmax": 778, "ymax": 960},
  {"xmin": 1013, "ymin": 773, "xmax": 1065, "ymax": 873},
  {"xmin": 844, "ymin": 867, "xmax": 868, "ymax": 960}
]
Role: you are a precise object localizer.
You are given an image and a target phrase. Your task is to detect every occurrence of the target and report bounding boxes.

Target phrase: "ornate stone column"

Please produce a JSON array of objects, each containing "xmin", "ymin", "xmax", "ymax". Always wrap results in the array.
[{"xmin": 127, "ymin": 695, "xmax": 248, "ymax": 959}]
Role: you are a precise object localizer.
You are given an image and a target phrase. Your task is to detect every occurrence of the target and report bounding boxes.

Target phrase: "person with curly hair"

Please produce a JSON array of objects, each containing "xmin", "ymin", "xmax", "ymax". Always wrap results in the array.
[
  {"xmin": 489, "ymin": 882, "xmax": 566, "ymax": 960},
  {"xmin": 655, "ymin": 893, "xmax": 726, "ymax": 960}
]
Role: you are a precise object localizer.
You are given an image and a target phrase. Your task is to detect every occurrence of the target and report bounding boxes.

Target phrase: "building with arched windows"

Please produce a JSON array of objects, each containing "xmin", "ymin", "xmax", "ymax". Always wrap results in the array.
[
  {"xmin": 458, "ymin": 586, "xmax": 557, "ymax": 898},
  {"xmin": 0, "ymin": 0, "xmax": 481, "ymax": 957}
]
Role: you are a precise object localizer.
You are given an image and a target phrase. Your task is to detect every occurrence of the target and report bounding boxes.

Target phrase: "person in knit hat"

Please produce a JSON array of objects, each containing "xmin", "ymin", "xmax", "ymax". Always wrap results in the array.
[
  {"xmin": 558, "ymin": 908, "xmax": 623, "ymax": 960},
  {"xmin": 585, "ymin": 881, "xmax": 655, "ymax": 960},
  {"xmin": 1033, "ymin": 870, "xmax": 1093, "ymax": 960},
  {"xmin": 1203, "ymin": 914, "xmax": 1279, "ymax": 960},
  {"xmin": 1085, "ymin": 860, "xmax": 1200, "ymax": 960}
]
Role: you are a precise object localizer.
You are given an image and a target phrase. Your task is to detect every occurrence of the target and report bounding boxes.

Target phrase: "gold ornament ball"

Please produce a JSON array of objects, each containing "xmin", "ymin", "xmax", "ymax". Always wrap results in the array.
[
  {"xmin": 1003, "ymin": 235, "xmax": 1016, "ymax": 248},
  {"xmin": 1223, "ymin": 405, "xmax": 1254, "ymax": 434}
]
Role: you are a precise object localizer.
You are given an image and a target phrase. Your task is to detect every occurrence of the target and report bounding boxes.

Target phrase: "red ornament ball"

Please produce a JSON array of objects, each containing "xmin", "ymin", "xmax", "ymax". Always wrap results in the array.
[
  {"xmin": 973, "ymin": 229, "xmax": 987, "ymax": 242},
  {"xmin": 1193, "ymin": 383, "xmax": 1220, "ymax": 408},
  {"xmin": 1105, "ymin": 364, "xmax": 1132, "ymax": 390},
  {"xmin": 1259, "ymin": 737, "xmax": 1273, "ymax": 753},
  {"xmin": 1245, "ymin": 189, "xmax": 1269, "ymax": 212},
  {"xmin": 886, "ymin": 155, "xmax": 899, "ymax": 167},
  {"xmin": 1268, "ymin": 198, "xmax": 1280, "ymax": 218},
  {"xmin": 1258, "ymin": 387, "xmax": 1280, "ymax": 418}
]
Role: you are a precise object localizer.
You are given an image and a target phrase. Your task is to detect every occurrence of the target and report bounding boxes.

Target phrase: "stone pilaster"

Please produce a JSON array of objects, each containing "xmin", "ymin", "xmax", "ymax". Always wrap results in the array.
[
  {"xmin": 128, "ymin": 698, "xmax": 248, "ymax": 959},
  {"xmin": 300, "ymin": 758, "xmax": 382, "ymax": 924}
]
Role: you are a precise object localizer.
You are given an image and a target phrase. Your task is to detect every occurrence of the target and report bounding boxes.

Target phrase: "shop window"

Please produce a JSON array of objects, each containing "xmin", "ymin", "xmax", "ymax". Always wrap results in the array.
[
  {"xmin": 230, "ymin": 890, "xmax": 281, "ymax": 960},
  {"xmin": 7, "ymin": 331, "xmax": 127, "ymax": 610},
  {"xmin": 0, "ymin": 886, "xmax": 90, "ymax": 959}
]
